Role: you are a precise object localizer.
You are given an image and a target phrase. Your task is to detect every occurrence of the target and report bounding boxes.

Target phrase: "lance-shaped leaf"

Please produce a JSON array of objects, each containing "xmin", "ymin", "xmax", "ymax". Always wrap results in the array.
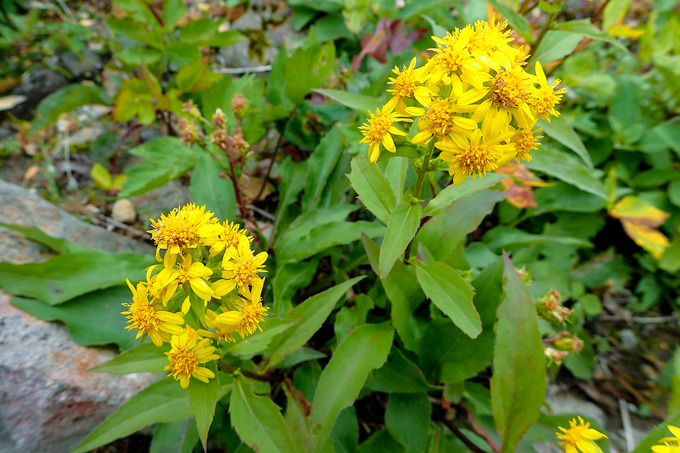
[
  {"xmin": 188, "ymin": 362, "xmax": 220, "ymax": 450},
  {"xmin": 527, "ymin": 146, "xmax": 607, "ymax": 199},
  {"xmin": 230, "ymin": 376, "xmax": 299, "ymax": 453},
  {"xmin": 313, "ymin": 88, "xmax": 381, "ymax": 113},
  {"xmin": 537, "ymin": 116, "xmax": 592, "ymax": 169},
  {"xmin": 266, "ymin": 277, "xmax": 365, "ymax": 369},
  {"xmin": 189, "ymin": 154, "xmax": 236, "ymax": 221},
  {"xmin": 348, "ymin": 155, "xmax": 396, "ymax": 224},
  {"xmin": 414, "ymin": 261, "xmax": 481, "ymax": 339},
  {"xmin": 310, "ymin": 323, "xmax": 394, "ymax": 452},
  {"xmin": 609, "ymin": 196, "xmax": 670, "ymax": 260},
  {"xmin": 379, "ymin": 202, "xmax": 421, "ymax": 278},
  {"xmin": 423, "ymin": 174, "xmax": 506, "ymax": 216},
  {"xmin": 90, "ymin": 342, "xmax": 169, "ymax": 375},
  {"xmin": 491, "ymin": 254, "xmax": 546, "ymax": 453}
]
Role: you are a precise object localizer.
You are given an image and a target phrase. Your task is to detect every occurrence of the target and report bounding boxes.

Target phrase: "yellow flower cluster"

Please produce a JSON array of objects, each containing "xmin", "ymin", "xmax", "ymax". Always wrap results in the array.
[
  {"xmin": 653, "ymin": 425, "xmax": 680, "ymax": 453},
  {"xmin": 359, "ymin": 20, "xmax": 565, "ymax": 184},
  {"xmin": 122, "ymin": 203, "xmax": 268, "ymax": 388},
  {"xmin": 555, "ymin": 417, "xmax": 607, "ymax": 453}
]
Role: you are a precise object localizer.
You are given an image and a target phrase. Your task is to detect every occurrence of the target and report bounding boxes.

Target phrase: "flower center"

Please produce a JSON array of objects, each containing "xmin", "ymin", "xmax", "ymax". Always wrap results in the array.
[
  {"xmin": 237, "ymin": 302, "xmax": 269, "ymax": 337},
  {"xmin": 491, "ymin": 69, "xmax": 531, "ymax": 108},
  {"xmin": 129, "ymin": 301, "xmax": 159, "ymax": 332},
  {"xmin": 512, "ymin": 128, "xmax": 541, "ymax": 161},
  {"xmin": 425, "ymin": 100, "xmax": 455, "ymax": 137},
  {"xmin": 168, "ymin": 347, "xmax": 198, "ymax": 376},
  {"xmin": 389, "ymin": 69, "xmax": 417, "ymax": 98},
  {"xmin": 452, "ymin": 145, "xmax": 498, "ymax": 177},
  {"xmin": 367, "ymin": 114, "xmax": 392, "ymax": 143},
  {"xmin": 531, "ymin": 86, "xmax": 562, "ymax": 118},
  {"xmin": 233, "ymin": 259, "xmax": 259, "ymax": 288}
]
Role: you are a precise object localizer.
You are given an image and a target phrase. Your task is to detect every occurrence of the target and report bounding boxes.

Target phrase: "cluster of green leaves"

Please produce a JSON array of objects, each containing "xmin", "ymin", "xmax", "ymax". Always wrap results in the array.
[{"xmin": 4, "ymin": 0, "xmax": 680, "ymax": 452}]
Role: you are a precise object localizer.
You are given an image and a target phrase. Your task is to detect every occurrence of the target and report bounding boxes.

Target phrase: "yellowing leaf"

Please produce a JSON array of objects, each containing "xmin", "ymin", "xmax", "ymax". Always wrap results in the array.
[
  {"xmin": 497, "ymin": 163, "xmax": 552, "ymax": 209},
  {"xmin": 610, "ymin": 196, "xmax": 670, "ymax": 259},
  {"xmin": 607, "ymin": 24, "xmax": 645, "ymax": 39}
]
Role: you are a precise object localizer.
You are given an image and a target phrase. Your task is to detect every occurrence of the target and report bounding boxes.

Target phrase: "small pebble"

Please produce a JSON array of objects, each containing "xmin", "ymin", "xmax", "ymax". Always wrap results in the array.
[{"xmin": 111, "ymin": 199, "xmax": 136, "ymax": 224}]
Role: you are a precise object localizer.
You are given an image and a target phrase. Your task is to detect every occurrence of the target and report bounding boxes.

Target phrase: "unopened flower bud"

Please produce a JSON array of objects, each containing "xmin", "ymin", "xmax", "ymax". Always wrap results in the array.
[
  {"xmin": 544, "ymin": 347, "xmax": 568, "ymax": 366},
  {"xmin": 212, "ymin": 108, "xmax": 226, "ymax": 128},
  {"xmin": 232, "ymin": 94, "xmax": 247, "ymax": 118},
  {"xmin": 182, "ymin": 100, "xmax": 201, "ymax": 117},
  {"xmin": 536, "ymin": 289, "xmax": 571, "ymax": 323},
  {"xmin": 554, "ymin": 334, "xmax": 583, "ymax": 354}
]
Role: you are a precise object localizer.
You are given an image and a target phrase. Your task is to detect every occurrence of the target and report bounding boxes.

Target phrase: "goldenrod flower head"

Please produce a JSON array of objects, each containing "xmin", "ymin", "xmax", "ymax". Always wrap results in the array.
[
  {"xmin": 436, "ymin": 126, "xmax": 514, "ymax": 185},
  {"xmin": 653, "ymin": 444, "xmax": 680, "ymax": 453},
  {"xmin": 212, "ymin": 278, "xmax": 269, "ymax": 339},
  {"xmin": 122, "ymin": 279, "xmax": 184, "ymax": 346},
  {"xmin": 359, "ymin": 106, "xmax": 411, "ymax": 163},
  {"xmin": 156, "ymin": 253, "xmax": 214, "ymax": 302},
  {"xmin": 386, "ymin": 57, "xmax": 433, "ymax": 111},
  {"xmin": 220, "ymin": 235, "xmax": 268, "ymax": 292},
  {"xmin": 555, "ymin": 417, "xmax": 607, "ymax": 453},
  {"xmin": 148, "ymin": 204, "xmax": 215, "ymax": 262},
  {"xmin": 199, "ymin": 220, "xmax": 253, "ymax": 257},
  {"xmin": 512, "ymin": 127, "xmax": 543, "ymax": 162},
  {"xmin": 164, "ymin": 327, "xmax": 219, "ymax": 389},
  {"xmin": 408, "ymin": 99, "xmax": 478, "ymax": 145},
  {"xmin": 653, "ymin": 425, "xmax": 680, "ymax": 452},
  {"xmin": 530, "ymin": 62, "xmax": 567, "ymax": 121},
  {"xmin": 468, "ymin": 19, "xmax": 514, "ymax": 54}
]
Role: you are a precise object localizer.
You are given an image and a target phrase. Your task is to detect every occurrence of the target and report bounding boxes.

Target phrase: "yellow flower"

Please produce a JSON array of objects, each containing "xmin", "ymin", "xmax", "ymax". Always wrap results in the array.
[
  {"xmin": 122, "ymin": 279, "xmax": 185, "ymax": 346},
  {"xmin": 156, "ymin": 253, "xmax": 214, "ymax": 302},
  {"xmin": 214, "ymin": 235, "xmax": 267, "ymax": 296},
  {"xmin": 199, "ymin": 220, "xmax": 253, "ymax": 257},
  {"xmin": 653, "ymin": 444, "xmax": 680, "ymax": 453},
  {"xmin": 359, "ymin": 105, "xmax": 411, "ymax": 163},
  {"xmin": 408, "ymin": 99, "xmax": 478, "ymax": 145},
  {"xmin": 148, "ymin": 204, "xmax": 215, "ymax": 265},
  {"xmin": 530, "ymin": 62, "xmax": 566, "ymax": 122},
  {"xmin": 211, "ymin": 278, "xmax": 269, "ymax": 339},
  {"xmin": 511, "ymin": 127, "xmax": 543, "ymax": 162},
  {"xmin": 652, "ymin": 425, "xmax": 680, "ymax": 452},
  {"xmin": 555, "ymin": 417, "xmax": 607, "ymax": 453},
  {"xmin": 466, "ymin": 19, "xmax": 516, "ymax": 56},
  {"xmin": 385, "ymin": 57, "xmax": 434, "ymax": 112},
  {"xmin": 427, "ymin": 27, "xmax": 490, "ymax": 89},
  {"xmin": 164, "ymin": 327, "xmax": 219, "ymax": 389},
  {"xmin": 436, "ymin": 123, "xmax": 514, "ymax": 185}
]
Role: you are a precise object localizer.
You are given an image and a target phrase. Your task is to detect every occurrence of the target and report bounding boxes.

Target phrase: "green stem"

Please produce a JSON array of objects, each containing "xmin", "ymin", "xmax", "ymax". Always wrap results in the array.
[
  {"xmin": 403, "ymin": 142, "xmax": 434, "ymax": 262},
  {"xmin": 532, "ymin": 0, "xmax": 563, "ymax": 51}
]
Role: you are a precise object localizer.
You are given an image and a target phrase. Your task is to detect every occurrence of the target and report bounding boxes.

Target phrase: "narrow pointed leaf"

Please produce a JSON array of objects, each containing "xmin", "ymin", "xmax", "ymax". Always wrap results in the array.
[
  {"xmin": 188, "ymin": 362, "xmax": 220, "ymax": 450},
  {"xmin": 90, "ymin": 342, "xmax": 169, "ymax": 374},
  {"xmin": 348, "ymin": 155, "xmax": 397, "ymax": 224},
  {"xmin": 379, "ymin": 202, "xmax": 421, "ymax": 278},
  {"xmin": 423, "ymin": 174, "xmax": 506, "ymax": 216}
]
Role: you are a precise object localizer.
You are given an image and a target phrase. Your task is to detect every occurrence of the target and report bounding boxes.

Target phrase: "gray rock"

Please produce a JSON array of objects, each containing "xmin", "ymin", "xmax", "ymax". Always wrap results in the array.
[
  {"xmin": 0, "ymin": 291, "xmax": 155, "ymax": 453},
  {"xmin": 59, "ymin": 49, "xmax": 102, "ymax": 79},
  {"xmin": 9, "ymin": 68, "xmax": 68, "ymax": 119},
  {"xmin": 0, "ymin": 178, "xmax": 153, "ymax": 264},
  {"xmin": 133, "ymin": 179, "xmax": 191, "ymax": 223},
  {"xmin": 111, "ymin": 199, "xmax": 136, "ymax": 224},
  {"xmin": 545, "ymin": 385, "xmax": 607, "ymax": 427}
]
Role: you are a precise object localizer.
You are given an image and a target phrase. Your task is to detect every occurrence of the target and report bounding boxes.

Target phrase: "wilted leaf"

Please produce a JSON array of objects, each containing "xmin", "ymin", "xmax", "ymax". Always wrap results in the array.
[{"xmin": 610, "ymin": 196, "xmax": 670, "ymax": 259}]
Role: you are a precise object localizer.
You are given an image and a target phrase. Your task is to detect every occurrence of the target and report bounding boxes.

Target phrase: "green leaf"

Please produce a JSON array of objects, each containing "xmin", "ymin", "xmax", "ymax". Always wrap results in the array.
[
  {"xmin": 90, "ymin": 342, "xmax": 170, "ymax": 374},
  {"xmin": 484, "ymin": 226, "xmax": 592, "ymax": 251},
  {"xmin": 423, "ymin": 174, "xmax": 506, "ymax": 216},
  {"xmin": 313, "ymin": 88, "xmax": 381, "ymax": 113},
  {"xmin": 266, "ymin": 277, "xmax": 365, "ymax": 369},
  {"xmin": 419, "ymin": 319, "xmax": 494, "ymax": 384},
  {"xmin": 348, "ymin": 156, "xmax": 396, "ymax": 224},
  {"xmin": 285, "ymin": 43, "xmax": 336, "ymax": 105},
  {"xmin": 277, "ymin": 220, "xmax": 385, "ymax": 265},
  {"xmin": 528, "ymin": 30, "xmax": 582, "ymax": 66},
  {"xmin": 71, "ymin": 379, "xmax": 193, "ymax": 453},
  {"xmin": 537, "ymin": 116, "xmax": 593, "ymax": 168},
  {"xmin": 275, "ymin": 204, "xmax": 358, "ymax": 249},
  {"xmin": 359, "ymin": 430, "xmax": 405, "ymax": 452},
  {"xmin": 385, "ymin": 393, "xmax": 431, "ymax": 453},
  {"xmin": 188, "ymin": 362, "xmax": 220, "ymax": 450},
  {"xmin": 379, "ymin": 202, "xmax": 421, "ymax": 278},
  {"xmin": 0, "ymin": 251, "xmax": 153, "ymax": 305},
  {"xmin": 119, "ymin": 137, "xmax": 204, "ymax": 198},
  {"xmin": 12, "ymin": 286, "xmax": 138, "ymax": 350},
  {"xmin": 189, "ymin": 154, "xmax": 236, "ymax": 221},
  {"xmin": 310, "ymin": 323, "xmax": 394, "ymax": 452},
  {"xmin": 485, "ymin": 0, "xmax": 533, "ymax": 42},
  {"xmin": 31, "ymin": 84, "xmax": 108, "ymax": 132},
  {"xmin": 230, "ymin": 376, "xmax": 299, "ymax": 453},
  {"xmin": 491, "ymin": 254, "xmax": 547, "ymax": 453},
  {"xmin": 363, "ymin": 235, "xmax": 425, "ymax": 352},
  {"xmin": 150, "ymin": 418, "xmax": 199, "ymax": 453},
  {"xmin": 284, "ymin": 383, "xmax": 313, "ymax": 452},
  {"xmin": 273, "ymin": 259, "xmax": 320, "ymax": 316},
  {"xmin": 631, "ymin": 411, "xmax": 680, "ymax": 453},
  {"xmin": 0, "ymin": 223, "xmax": 74, "ymax": 254},
  {"xmin": 162, "ymin": 0, "xmax": 187, "ymax": 28},
  {"xmin": 414, "ymin": 261, "xmax": 481, "ymax": 338},
  {"xmin": 224, "ymin": 319, "xmax": 297, "ymax": 357},
  {"xmin": 303, "ymin": 127, "xmax": 344, "ymax": 210},
  {"xmin": 527, "ymin": 146, "xmax": 607, "ymax": 199},
  {"xmin": 553, "ymin": 19, "xmax": 627, "ymax": 52},
  {"xmin": 366, "ymin": 346, "xmax": 433, "ymax": 394}
]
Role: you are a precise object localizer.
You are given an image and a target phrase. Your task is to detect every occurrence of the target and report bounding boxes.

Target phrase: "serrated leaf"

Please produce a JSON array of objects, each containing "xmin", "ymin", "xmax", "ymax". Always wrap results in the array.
[
  {"xmin": 90, "ymin": 342, "xmax": 170, "ymax": 374},
  {"xmin": 385, "ymin": 393, "xmax": 431, "ymax": 453},
  {"xmin": 71, "ymin": 379, "xmax": 193, "ymax": 453},
  {"xmin": 537, "ymin": 116, "xmax": 593, "ymax": 169},
  {"xmin": 188, "ymin": 361, "xmax": 220, "ymax": 450},
  {"xmin": 313, "ymin": 88, "xmax": 381, "ymax": 113},
  {"xmin": 379, "ymin": 202, "xmax": 421, "ymax": 278},
  {"xmin": 189, "ymin": 154, "xmax": 236, "ymax": 221},
  {"xmin": 414, "ymin": 261, "xmax": 481, "ymax": 338},
  {"xmin": 423, "ymin": 174, "xmax": 506, "ymax": 216},
  {"xmin": 266, "ymin": 277, "xmax": 365, "ymax": 369},
  {"xmin": 527, "ymin": 146, "xmax": 607, "ymax": 199},
  {"xmin": 310, "ymin": 323, "xmax": 394, "ymax": 452},
  {"xmin": 0, "ymin": 251, "xmax": 153, "ymax": 304},
  {"xmin": 491, "ymin": 254, "xmax": 546, "ymax": 453},
  {"xmin": 348, "ymin": 155, "xmax": 396, "ymax": 224},
  {"xmin": 31, "ymin": 84, "xmax": 109, "ymax": 132},
  {"xmin": 230, "ymin": 376, "xmax": 299, "ymax": 453}
]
